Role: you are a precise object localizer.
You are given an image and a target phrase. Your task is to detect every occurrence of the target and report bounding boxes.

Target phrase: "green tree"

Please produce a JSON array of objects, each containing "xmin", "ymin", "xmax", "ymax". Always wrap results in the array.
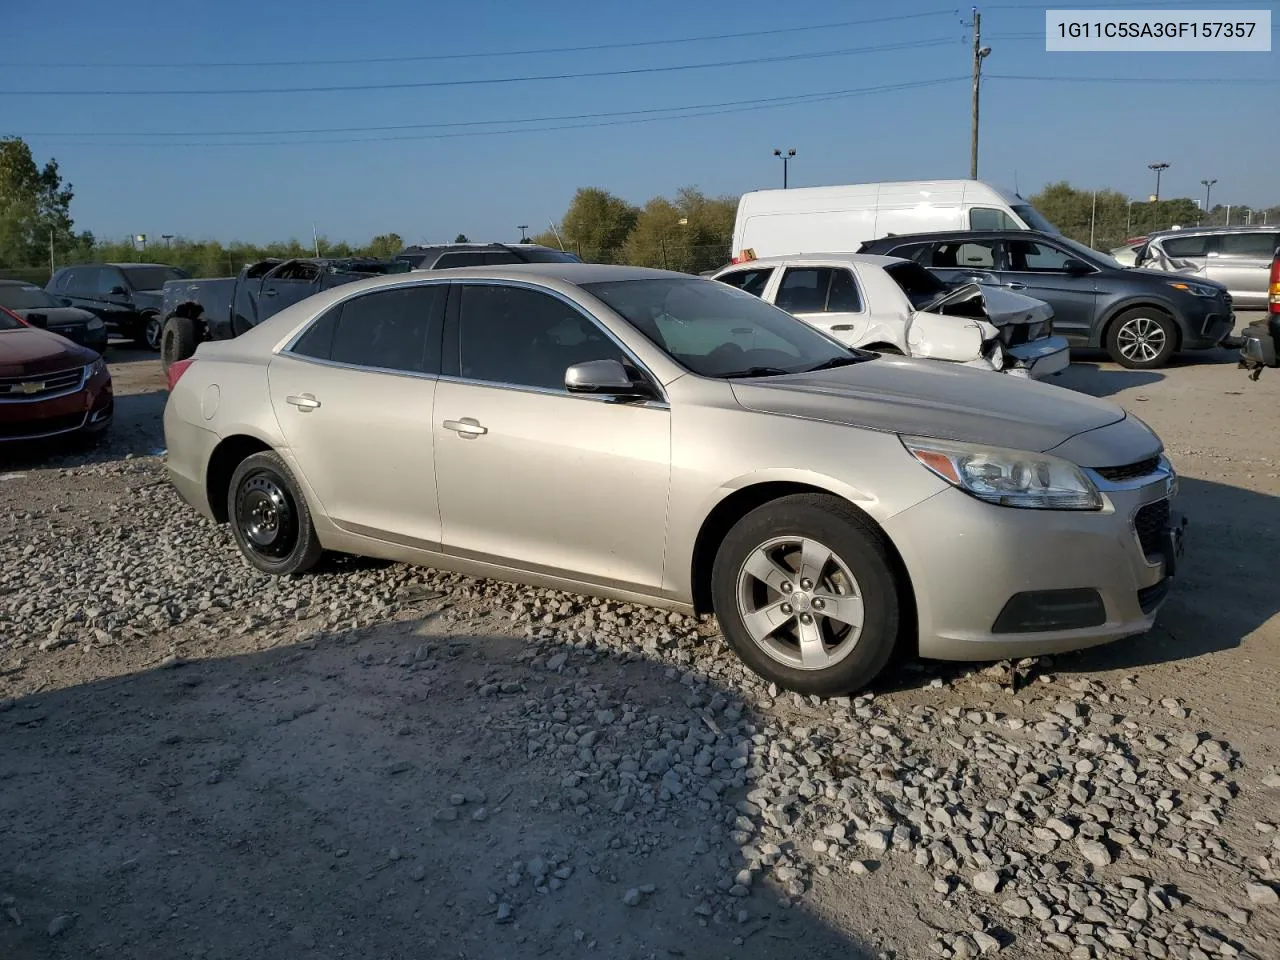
[
  {"xmin": 0, "ymin": 137, "xmax": 84, "ymax": 268},
  {"xmin": 454, "ymin": 233, "xmax": 469, "ymax": 243},
  {"xmin": 1029, "ymin": 181, "xmax": 1207, "ymax": 251},
  {"xmin": 559, "ymin": 187, "xmax": 639, "ymax": 263}
]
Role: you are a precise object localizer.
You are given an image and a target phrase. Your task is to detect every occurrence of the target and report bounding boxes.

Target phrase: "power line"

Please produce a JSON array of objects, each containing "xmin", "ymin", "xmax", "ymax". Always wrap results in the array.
[
  {"xmin": 989, "ymin": 74, "xmax": 1277, "ymax": 84},
  {"xmin": 19, "ymin": 80, "xmax": 964, "ymax": 139},
  {"xmin": 2, "ymin": 10, "xmax": 962, "ymax": 69},
  {"xmin": 0, "ymin": 38, "xmax": 959, "ymax": 97},
  {"xmin": 22, "ymin": 77, "xmax": 966, "ymax": 148}
]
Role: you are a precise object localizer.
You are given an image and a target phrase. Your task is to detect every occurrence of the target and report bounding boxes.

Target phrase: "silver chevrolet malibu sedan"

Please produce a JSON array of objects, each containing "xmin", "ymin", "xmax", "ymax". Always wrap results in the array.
[{"xmin": 164, "ymin": 264, "xmax": 1185, "ymax": 695}]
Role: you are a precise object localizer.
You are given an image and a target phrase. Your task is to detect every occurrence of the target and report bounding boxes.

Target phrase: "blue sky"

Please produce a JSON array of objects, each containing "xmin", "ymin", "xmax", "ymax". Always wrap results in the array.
[{"xmin": 4, "ymin": 0, "xmax": 1276, "ymax": 246}]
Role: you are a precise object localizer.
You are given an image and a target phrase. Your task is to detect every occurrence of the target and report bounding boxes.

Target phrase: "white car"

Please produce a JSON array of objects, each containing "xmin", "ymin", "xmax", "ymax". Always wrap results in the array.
[{"xmin": 711, "ymin": 254, "xmax": 1070, "ymax": 379}]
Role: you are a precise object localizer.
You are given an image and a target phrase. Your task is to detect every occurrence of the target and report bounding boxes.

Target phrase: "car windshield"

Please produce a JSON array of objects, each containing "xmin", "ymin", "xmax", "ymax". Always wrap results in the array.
[
  {"xmin": 122, "ymin": 266, "xmax": 188, "ymax": 291},
  {"xmin": 0, "ymin": 309, "xmax": 25, "ymax": 331},
  {"xmin": 1011, "ymin": 203, "xmax": 1060, "ymax": 234},
  {"xmin": 882, "ymin": 261, "xmax": 950, "ymax": 310},
  {"xmin": 582, "ymin": 277, "xmax": 870, "ymax": 378},
  {"xmin": 516, "ymin": 248, "xmax": 582, "ymax": 263},
  {"xmin": 1053, "ymin": 235, "xmax": 1125, "ymax": 270},
  {"xmin": 0, "ymin": 284, "xmax": 61, "ymax": 310}
]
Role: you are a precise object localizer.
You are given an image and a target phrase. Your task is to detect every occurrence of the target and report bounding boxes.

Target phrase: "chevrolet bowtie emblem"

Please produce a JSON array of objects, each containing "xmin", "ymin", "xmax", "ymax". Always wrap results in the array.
[{"xmin": 19, "ymin": 381, "xmax": 44, "ymax": 394}]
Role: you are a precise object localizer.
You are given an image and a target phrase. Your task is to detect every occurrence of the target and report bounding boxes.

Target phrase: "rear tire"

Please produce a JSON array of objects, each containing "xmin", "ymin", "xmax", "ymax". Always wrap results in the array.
[
  {"xmin": 136, "ymin": 313, "xmax": 163, "ymax": 351},
  {"xmin": 1105, "ymin": 308, "xmax": 1177, "ymax": 369},
  {"xmin": 161, "ymin": 315, "xmax": 197, "ymax": 375},
  {"xmin": 710, "ymin": 493, "xmax": 901, "ymax": 696},
  {"xmin": 227, "ymin": 451, "xmax": 323, "ymax": 576}
]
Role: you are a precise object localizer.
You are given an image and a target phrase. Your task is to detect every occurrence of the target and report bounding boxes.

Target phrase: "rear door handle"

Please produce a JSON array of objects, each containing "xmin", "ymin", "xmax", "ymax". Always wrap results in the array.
[
  {"xmin": 263, "ymin": 289, "xmax": 278, "ymax": 297},
  {"xmin": 286, "ymin": 393, "xmax": 321, "ymax": 411},
  {"xmin": 443, "ymin": 417, "xmax": 487, "ymax": 437}
]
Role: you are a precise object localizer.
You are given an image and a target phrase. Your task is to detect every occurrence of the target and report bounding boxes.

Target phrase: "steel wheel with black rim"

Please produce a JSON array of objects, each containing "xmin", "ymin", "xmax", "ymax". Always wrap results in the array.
[
  {"xmin": 227, "ymin": 451, "xmax": 323, "ymax": 575},
  {"xmin": 711, "ymin": 493, "xmax": 902, "ymax": 695},
  {"xmin": 1106, "ymin": 308, "xmax": 1177, "ymax": 369}
]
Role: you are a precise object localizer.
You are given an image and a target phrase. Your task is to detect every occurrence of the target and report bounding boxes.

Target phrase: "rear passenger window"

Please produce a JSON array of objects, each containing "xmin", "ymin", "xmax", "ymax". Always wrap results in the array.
[
  {"xmin": 434, "ymin": 252, "xmax": 487, "ymax": 268},
  {"xmin": 1220, "ymin": 232, "xmax": 1280, "ymax": 257},
  {"xmin": 290, "ymin": 305, "xmax": 339, "ymax": 360},
  {"xmin": 482, "ymin": 251, "xmax": 523, "ymax": 265},
  {"xmin": 775, "ymin": 268, "xmax": 863, "ymax": 314},
  {"xmin": 323, "ymin": 285, "xmax": 444, "ymax": 373},
  {"xmin": 716, "ymin": 268, "xmax": 774, "ymax": 298},
  {"xmin": 1159, "ymin": 235, "xmax": 1211, "ymax": 258}
]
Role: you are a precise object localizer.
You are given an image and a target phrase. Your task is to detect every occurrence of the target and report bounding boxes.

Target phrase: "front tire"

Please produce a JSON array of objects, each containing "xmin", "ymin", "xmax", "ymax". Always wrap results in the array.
[
  {"xmin": 1106, "ymin": 309, "xmax": 1177, "ymax": 369},
  {"xmin": 161, "ymin": 315, "xmax": 197, "ymax": 375},
  {"xmin": 136, "ymin": 314, "xmax": 163, "ymax": 351},
  {"xmin": 711, "ymin": 493, "xmax": 901, "ymax": 696},
  {"xmin": 227, "ymin": 451, "xmax": 323, "ymax": 575}
]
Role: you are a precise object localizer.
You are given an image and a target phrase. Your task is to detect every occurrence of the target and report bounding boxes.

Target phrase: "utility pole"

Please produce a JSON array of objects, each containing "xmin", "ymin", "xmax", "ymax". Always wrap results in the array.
[
  {"xmin": 1147, "ymin": 162, "xmax": 1169, "ymax": 229},
  {"xmin": 49, "ymin": 230, "xmax": 55, "ymax": 276},
  {"xmin": 517, "ymin": 224, "xmax": 529, "ymax": 242},
  {"xmin": 1089, "ymin": 191, "xmax": 1098, "ymax": 248},
  {"xmin": 970, "ymin": 9, "xmax": 991, "ymax": 180},
  {"xmin": 1200, "ymin": 179, "xmax": 1217, "ymax": 223},
  {"xmin": 311, "ymin": 223, "xmax": 321, "ymax": 257},
  {"xmin": 773, "ymin": 148, "xmax": 796, "ymax": 188}
]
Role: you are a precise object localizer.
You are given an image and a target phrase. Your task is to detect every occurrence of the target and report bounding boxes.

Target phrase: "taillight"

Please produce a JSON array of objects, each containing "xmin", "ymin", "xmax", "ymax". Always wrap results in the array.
[
  {"xmin": 1269, "ymin": 254, "xmax": 1279, "ymax": 315},
  {"xmin": 167, "ymin": 358, "xmax": 195, "ymax": 391}
]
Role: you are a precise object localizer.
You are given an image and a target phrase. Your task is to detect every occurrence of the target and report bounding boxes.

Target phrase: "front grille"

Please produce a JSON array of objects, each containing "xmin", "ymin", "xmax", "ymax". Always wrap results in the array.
[
  {"xmin": 1138, "ymin": 578, "xmax": 1171, "ymax": 614},
  {"xmin": 0, "ymin": 367, "xmax": 85, "ymax": 401},
  {"xmin": 1134, "ymin": 499, "xmax": 1170, "ymax": 556},
  {"xmin": 1096, "ymin": 456, "xmax": 1162, "ymax": 482},
  {"xmin": 0, "ymin": 410, "xmax": 86, "ymax": 440}
]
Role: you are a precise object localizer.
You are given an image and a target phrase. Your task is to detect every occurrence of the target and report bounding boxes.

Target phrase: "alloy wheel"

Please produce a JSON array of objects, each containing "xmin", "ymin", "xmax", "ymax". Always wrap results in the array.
[
  {"xmin": 1116, "ymin": 316, "xmax": 1167, "ymax": 364},
  {"xmin": 735, "ymin": 536, "xmax": 864, "ymax": 671}
]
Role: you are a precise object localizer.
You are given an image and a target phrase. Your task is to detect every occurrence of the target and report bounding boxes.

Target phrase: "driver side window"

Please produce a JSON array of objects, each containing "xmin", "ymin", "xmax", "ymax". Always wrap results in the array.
[
  {"xmin": 95, "ymin": 268, "xmax": 125, "ymax": 296},
  {"xmin": 1007, "ymin": 240, "xmax": 1073, "ymax": 273}
]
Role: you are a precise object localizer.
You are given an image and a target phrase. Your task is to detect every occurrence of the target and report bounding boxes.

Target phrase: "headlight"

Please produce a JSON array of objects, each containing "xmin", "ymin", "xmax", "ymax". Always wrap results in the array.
[
  {"xmin": 901, "ymin": 436, "xmax": 1103, "ymax": 510},
  {"xmin": 1166, "ymin": 280, "xmax": 1219, "ymax": 298},
  {"xmin": 85, "ymin": 358, "xmax": 107, "ymax": 379},
  {"xmin": 982, "ymin": 339, "xmax": 1005, "ymax": 371},
  {"xmin": 86, "ymin": 317, "xmax": 105, "ymax": 331}
]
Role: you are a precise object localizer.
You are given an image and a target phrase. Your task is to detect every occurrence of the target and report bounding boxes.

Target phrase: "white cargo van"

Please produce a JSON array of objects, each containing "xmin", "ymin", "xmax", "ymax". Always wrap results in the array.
[{"xmin": 731, "ymin": 180, "xmax": 1059, "ymax": 261}]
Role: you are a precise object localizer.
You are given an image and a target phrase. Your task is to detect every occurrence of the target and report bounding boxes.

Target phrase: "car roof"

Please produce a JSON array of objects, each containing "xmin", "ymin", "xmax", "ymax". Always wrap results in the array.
[
  {"xmin": 103, "ymin": 262, "xmax": 175, "ymax": 268},
  {"xmin": 718, "ymin": 253, "xmax": 907, "ymax": 270},
  {"xmin": 1147, "ymin": 224, "xmax": 1279, "ymax": 239},
  {"xmin": 399, "ymin": 242, "xmax": 563, "ymax": 253},
  {"xmin": 864, "ymin": 229, "xmax": 1056, "ymax": 244},
  {"xmin": 340, "ymin": 262, "xmax": 690, "ymax": 288},
  {"xmin": 0, "ymin": 279, "xmax": 42, "ymax": 287}
]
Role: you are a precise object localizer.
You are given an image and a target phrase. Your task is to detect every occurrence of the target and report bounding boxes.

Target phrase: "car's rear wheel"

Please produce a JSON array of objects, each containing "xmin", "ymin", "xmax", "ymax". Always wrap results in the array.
[
  {"xmin": 1106, "ymin": 308, "xmax": 1177, "ymax": 369},
  {"xmin": 137, "ymin": 313, "xmax": 163, "ymax": 351},
  {"xmin": 227, "ymin": 451, "xmax": 323, "ymax": 575},
  {"xmin": 711, "ymin": 493, "xmax": 901, "ymax": 696},
  {"xmin": 161, "ymin": 316, "xmax": 197, "ymax": 375}
]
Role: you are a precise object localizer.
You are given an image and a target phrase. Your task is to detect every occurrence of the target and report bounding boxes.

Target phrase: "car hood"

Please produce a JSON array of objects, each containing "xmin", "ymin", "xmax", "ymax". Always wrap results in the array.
[
  {"xmin": 1122, "ymin": 265, "xmax": 1228, "ymax": 291},
  {"xmin": 922, "ymin": 282, "xmax": 1054, "ymax": 325},
  {"xmin": 0, "ymin": 327, "xmax": 98, "ymax": 377},
  {"xmin": 729, "ymin": 356, "xmax": 1145, "ymax": 461},
  {"xmin": 10, "ymin": 306, "xmax": 97, "ymax": 326}
]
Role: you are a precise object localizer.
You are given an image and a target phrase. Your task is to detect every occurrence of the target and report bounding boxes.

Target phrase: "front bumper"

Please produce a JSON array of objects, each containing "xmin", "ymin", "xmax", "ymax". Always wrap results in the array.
[
  {"xmin": 1005, "ymin": 335, "xmax": 1071, "ymax": 380},
  {"xmin": 883, "ymin": 472, "xmax": 1180, "ymax": 661},
  {"xmin": 1178, "ymin": 297, "xmax": 1235, "ymax": 349},
  {"xmin": 0, "ymin": 370, "xmax": 113, "ymax": 442}
]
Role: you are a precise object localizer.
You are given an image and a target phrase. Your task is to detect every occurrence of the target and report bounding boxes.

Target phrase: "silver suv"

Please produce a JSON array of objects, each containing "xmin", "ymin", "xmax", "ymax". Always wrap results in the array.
[{"xmin": 1137, "ymin": 225, "xmax": 1280, "ymax": 310}]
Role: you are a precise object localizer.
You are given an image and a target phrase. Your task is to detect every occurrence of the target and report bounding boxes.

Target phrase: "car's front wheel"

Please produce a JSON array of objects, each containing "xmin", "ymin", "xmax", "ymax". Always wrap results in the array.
[
  {"xmin": 227, "ymin": 451, "xmax": 323, "ymax": 575},
  {"xmin": 711, "ymin": 493, "xmax": 901, "ymax": 696},
  {"xmin": 137, "ymin": 313, "xmax": 163, "ymax": 351},
  {"xmin": 1106, "ymin": 308, "xmax": 1177, "ymax": 369}
]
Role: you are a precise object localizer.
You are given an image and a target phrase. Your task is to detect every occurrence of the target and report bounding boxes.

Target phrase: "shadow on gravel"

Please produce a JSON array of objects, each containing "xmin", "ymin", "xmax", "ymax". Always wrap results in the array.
[
  {"xmin": 103, "ymin": 344, "xmax": 160, "ymax": 365},
  {"xmin": 1053, "ymin": 361, "xmax": 1165, "ymax": 398},
  {"xmin": 0, "ymin": 621, "xmax": 879, "ymax": 960}
]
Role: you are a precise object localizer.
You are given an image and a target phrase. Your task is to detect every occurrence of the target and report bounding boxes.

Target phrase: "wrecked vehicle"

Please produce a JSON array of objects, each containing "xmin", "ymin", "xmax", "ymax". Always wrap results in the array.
[
  {"xmin": 159, "ymin": 257, "xmax": 411, "ymax": 373},
  {"xmin": 1237, "ymin": 252, "xmax": 1280, "ymax": 380},
  {"xmin": 711, "ymin": 253, "xmax": 1069, "ymax": 378}
]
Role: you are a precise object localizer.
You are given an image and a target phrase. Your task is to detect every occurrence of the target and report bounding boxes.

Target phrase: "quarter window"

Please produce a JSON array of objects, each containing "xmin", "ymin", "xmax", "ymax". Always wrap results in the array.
[
  {"xmin": 716, "ymin": 268, "xmax": 774, "ymax": 298},
  {"xmin": 456, "ymin": 284, "xmax": 629, "ymax": 391},
  {"xmin": 775, "ymin": 268, "xmax": 863, "ymax": 314}
]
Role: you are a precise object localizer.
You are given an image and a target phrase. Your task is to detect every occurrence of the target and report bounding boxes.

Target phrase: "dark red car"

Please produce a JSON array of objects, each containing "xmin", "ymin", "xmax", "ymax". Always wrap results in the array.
[{"xmin": 0, "ymin": 306, "xmax": 112, "ymax": 445}]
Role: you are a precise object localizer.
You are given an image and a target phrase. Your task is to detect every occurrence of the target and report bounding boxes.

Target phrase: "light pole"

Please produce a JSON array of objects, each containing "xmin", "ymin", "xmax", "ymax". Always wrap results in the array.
[
  {"xmin": 162, "ymin": 234, "xmax": 174, "ymax": 249},
  {"xmin": 773, "ymin": 148, "xmax": 796, "ymax": 189},
  {"xmin": 970, "ymin": 8, "xmax": 991, "ymax": 179},
  {"xmin": 1148, "ymin": 162, "xmax": 1170, "ymax": 230},
  {"xmin": 1199, "ymin": 179, "xmax": 1217, "ymax": 223},
  {"xmin": 517, "ymin": 225, "xmax": 529, "ymax": 242}
]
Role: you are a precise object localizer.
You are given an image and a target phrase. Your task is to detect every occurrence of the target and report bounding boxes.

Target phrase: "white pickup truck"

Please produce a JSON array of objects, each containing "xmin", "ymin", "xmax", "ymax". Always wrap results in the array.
[{"xmin": 711, "ymin": 253, "xmax": 1070, "ymax": 379}]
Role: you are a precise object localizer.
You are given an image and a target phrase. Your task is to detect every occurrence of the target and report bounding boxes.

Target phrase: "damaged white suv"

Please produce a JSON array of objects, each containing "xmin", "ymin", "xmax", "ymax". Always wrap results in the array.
[{"xmin": 713, "ymin": 253, "xmax": 1070, "ymax": 379}]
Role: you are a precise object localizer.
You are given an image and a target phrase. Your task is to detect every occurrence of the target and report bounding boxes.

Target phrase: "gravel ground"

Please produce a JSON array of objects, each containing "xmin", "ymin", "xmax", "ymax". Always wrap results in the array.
[{"xmin": 2, "ymin": 333, "xmax": 1279, "ymax": 960}]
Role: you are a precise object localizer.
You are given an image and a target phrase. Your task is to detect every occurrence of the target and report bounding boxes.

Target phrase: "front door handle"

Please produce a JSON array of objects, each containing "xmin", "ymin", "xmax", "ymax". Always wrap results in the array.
[
  {"xmin": 443, "ymin": 417, "xmax": 487, "ymax": 438},
  {"xmin": 263, "ymin": 289, "xmax": 278, "ymax": 297},
  {"xmin": 286, "ymin": 393, "xmax": 321, "ymax": 411},
  {"xmin": 1003, "ymin": 282, "xmax": 1026, "ymax": 290}
]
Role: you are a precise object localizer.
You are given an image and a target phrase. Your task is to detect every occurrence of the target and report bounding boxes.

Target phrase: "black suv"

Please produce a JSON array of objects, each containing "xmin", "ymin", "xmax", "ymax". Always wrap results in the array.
[
  {"xmin": 859, "ymin": 229, "xmax": 1234, "ymax": 369},
  {"xmin": 395, "ymin": 242, "xmax": 581, "ymax": 270},
  {"xmin": 47, "ymin": 262, "xmax": 190, "ymax": 351}
]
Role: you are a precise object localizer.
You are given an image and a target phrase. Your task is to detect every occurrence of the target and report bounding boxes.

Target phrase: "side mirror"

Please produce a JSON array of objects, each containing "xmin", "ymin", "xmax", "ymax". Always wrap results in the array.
[
  {"xmin": 109, "ymin": 285, "xmax": 128, "ymax": 296},
  {"xmin": 1062, "ymin": 258, "xmax": 1093, "ymax": 276},
  {"xmin": 25, "ymin": 313, "xmax": 48, "ymax": 328},
  {"xmin": 565, "ymin": 359, "xmax": 655, "ymax": 399}
]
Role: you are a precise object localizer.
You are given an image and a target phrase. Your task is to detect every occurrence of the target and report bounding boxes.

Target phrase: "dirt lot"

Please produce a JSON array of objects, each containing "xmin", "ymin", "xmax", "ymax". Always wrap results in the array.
[{"xmin": 2, "ymin": 330, "xmax": 1278, "ymax": 960}]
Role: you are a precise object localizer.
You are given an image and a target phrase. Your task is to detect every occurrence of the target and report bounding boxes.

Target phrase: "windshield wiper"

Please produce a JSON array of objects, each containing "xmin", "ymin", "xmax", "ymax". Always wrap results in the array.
[
  {"xmin": 721, "ymin": 366, "xmax": 793, "ymax": 379},
  {"xmin": 802, "ymin": 355, "xmax": 870, "ymax": 373}
]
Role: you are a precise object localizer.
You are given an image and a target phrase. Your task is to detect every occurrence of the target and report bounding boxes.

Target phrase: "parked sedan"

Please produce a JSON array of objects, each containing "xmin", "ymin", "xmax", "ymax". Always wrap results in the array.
[
  {"xmin": 860, "ymin": 230, "xmax": 1235, "ymax": 369},
  {"xmin": 0, "ymin": 279, "xmax": 108, "ymax": 353},
  {"xmin": 711, "ymin": 254, "xmax": 1069, "ymax": 379},
  {"xmin": 165, "ymin": 265, "xmax": 1184, "ymax": 695},
  {"xmin": 0, "ymin": 306, "xmax": 113, "ymax": 444}
]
